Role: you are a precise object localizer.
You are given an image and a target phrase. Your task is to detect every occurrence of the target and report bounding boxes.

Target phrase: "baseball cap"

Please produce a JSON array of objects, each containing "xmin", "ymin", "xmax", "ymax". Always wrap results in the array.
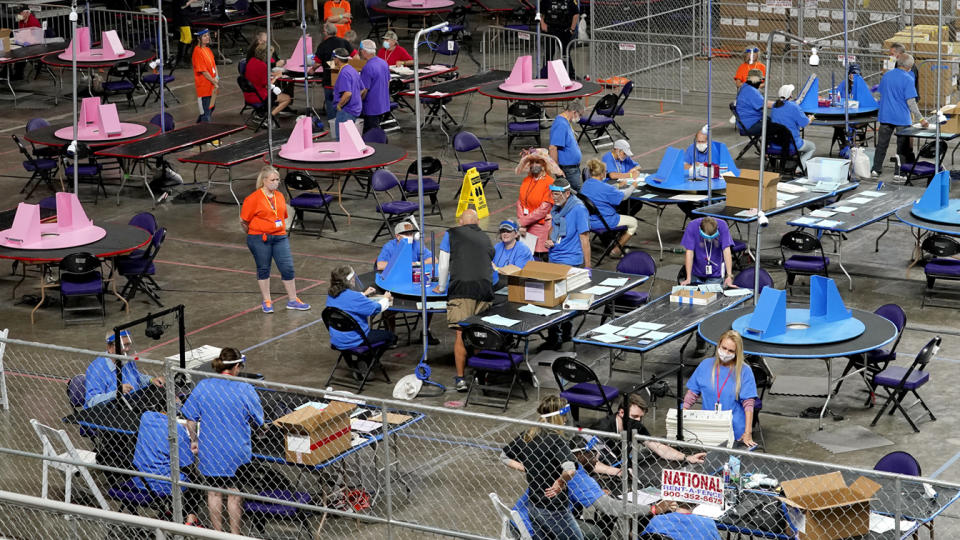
[
  {"xmin": 394, "ymin": 221, "xmax": 417, "ymax": 236},
  {"xmin": 848, "ymin": 62, "xmax": 861, "ymax": 75},
  {"xmin": 196, "ymin": 28, "xmax": 210, "ymax": 36},
  {"xmin": 778, "ymin": 84, "xmax": 795, "ymax": 99},
  {"xmin": 383, "ymin": 30, "xmax": 399, "ymax": 42},
  {"xmin": 499, "ymin": 220, "xmax": 518, "ymax": 232},
  {"xmin": 549, "ymin": 177, "xmax": 572, "ymax": 192},
  {"xmin": 613, "ymin": 139, "xmax": 633, "ymax": 156}
]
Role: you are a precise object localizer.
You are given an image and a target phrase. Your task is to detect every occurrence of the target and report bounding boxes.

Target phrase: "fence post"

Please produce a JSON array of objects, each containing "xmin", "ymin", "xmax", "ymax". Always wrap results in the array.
[
  {"xmin": 894, "ymin": 475, "xmax": 902, "ymax": 536},
  {"xmin": 620, "ymin": 430, "xmax": 629, "ymax": 539},
  {"xmin": 0, "ymin": 329, "xmax": 8, "ymax": 410},
  {"xmin": 630, "ymin": 431, "xmax": 640, "ymax": 539},
  {"xmin": 164, "ymin": 359, "xmax": 182, "ymax": 524},
  {"xmin": 382, "ymin": 400, "xmax": 393, "ymax": 540}
]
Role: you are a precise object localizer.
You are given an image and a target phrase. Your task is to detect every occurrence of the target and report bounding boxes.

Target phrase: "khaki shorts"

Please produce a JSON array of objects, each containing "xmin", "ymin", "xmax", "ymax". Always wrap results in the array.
[{"xmin": 447, "ymin": 298, "xmax": 492, "ymax": 328}]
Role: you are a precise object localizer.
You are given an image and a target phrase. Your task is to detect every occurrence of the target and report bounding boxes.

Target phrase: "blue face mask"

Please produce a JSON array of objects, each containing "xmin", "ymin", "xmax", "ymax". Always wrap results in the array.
[{"xmin": 700, "ymin": 228, "xmax": 720, "ymax": 240}]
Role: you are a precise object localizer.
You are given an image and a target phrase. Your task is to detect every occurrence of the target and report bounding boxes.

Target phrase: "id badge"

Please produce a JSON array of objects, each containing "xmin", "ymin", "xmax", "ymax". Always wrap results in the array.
[
  {"xmin": 705, "ymin": 264, "xmax": 713, "ymax": 274},
  {"xmin": 274, "ymin": 219, "xmax": 283, "ymax": 228},
  {"xmin": 715, "ymin": 403, "xmax": 722, "ymax": 412},
  {"xmin": 523, "ymin": 208, "xmax": 529, "ymax": 215}
]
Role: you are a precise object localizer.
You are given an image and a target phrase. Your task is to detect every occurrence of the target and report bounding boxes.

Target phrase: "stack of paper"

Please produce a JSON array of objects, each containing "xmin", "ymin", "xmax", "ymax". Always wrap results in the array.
[
  {"xmin": 567, "ymin": 267, "xmax": 592, "ymax": 291},
  {"xmin": 869, "ymin": 513, "xmax": 916, "ymax": 533},
  {"xmin": 581, "ymin": 285, "xmax": 615, "ymax": 295},
  {"xmin": 519, "ymin": 304, "xmax": 560, "ymax": 316},
  {"xmin": 665, "ymin": 408, "xmax": 734, "ymax": 447},
  {"xmin": 778, "ymin": 182, "xmax": 808, "ymax": 194}
]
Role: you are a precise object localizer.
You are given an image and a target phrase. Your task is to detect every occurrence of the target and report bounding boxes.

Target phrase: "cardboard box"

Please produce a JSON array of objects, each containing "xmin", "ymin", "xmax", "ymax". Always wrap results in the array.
[
  {"xmin": 726, "ymin": 169, "xmax": 779, "ymax": 211},
  {"xmin": 273, "ymin": 401, "xmax": 356, "ymax": 466},
  {"xmin": 917, "ymin": 59, "xmax": 958, "ymax": 107},
  {"xmin": 562, "ymin": 292, "xmax": 594, "ymax": 311},
  {"xmin": 669, "ymin": 289, "xmax": 718, "ymax": 305},
  {"xmin": 777, "ymin": 472, "xmax": 881, "ymax": 540},
  {"xmin": 939, "ymin": 103, "xmax": 960, "ymax": 132},
  {"xmin": 328, "ymin": 56, "xmax": 368, "ymax": 87},
  {"xmin": 500, "ymin": 261, "xmax": 573, "ymax": 307}
]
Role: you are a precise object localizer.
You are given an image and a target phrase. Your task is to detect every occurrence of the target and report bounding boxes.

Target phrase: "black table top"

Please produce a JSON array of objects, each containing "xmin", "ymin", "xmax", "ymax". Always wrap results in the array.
[
  {"xmin": 24, "ymin": 121, "xmax": 161, "ymax": 148},
  {"xmin": 472, "ymin": 0, "xmax": 529, "ymax": 11},
  {"xmin": 178, "ymin": 128, "xmax": 329, "ymax": 167},
  {"xmin": 42, "ymin": 47, "xmax": 155, "ymax": 68},
  {"xmin": 459, "ymin": 269, "xmax": 647, "ymax": 336},
  {"xmin": 698, "ymin": 306, "xmax": 897, "ymax": 359},
  {"xmin": 896, "ymin": 126, "xmax": 960, "ymax": 140},
  {"xmin": 478, "ymin": 80, "xmax": 603, "ymax": 102},
  {"xmin": 785, "ymin": 185, "xmax": 922, "ymax": 233},
  {"xmin": 574, "ymin": 290, "xmax": 754, "ymax": 353},
  {"xmin": 0, "ymin": 206, "xmax": 55, "ymax": 230},
  {"xmin": 96, "ymin": 124, "xmax": 247, "ymax": 160},
  {"xmin": 399, "ymin": 70, "xmax": 509, "ymax": 98},
  {"xmin": 0, "ymin": 223, "xmax": 150, "ymax": 263},
  {"xmin": 190, "ymin": 10, "xmax": 287, "ymax": 28},
  {"xmin": 0, "ymin": 42, "xmax": 66, "ymax": 64},
  {"xmin": 271, "ymin": 143, "xmax": 407, "ymax": 172},
  {"xmin": 896, "ymin": 206, "xmax": 960, "ymax": 236}
]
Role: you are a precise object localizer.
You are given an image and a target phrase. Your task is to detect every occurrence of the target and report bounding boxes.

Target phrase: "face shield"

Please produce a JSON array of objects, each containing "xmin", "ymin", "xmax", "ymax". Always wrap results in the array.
[{"xmin": 540, "ymin": 403, "xmax": 572, "ymax": 425}]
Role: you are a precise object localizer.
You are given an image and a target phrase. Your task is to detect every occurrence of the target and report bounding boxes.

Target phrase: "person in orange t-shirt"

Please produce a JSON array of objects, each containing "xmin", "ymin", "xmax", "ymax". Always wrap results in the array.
[
  {"xmin": 734, "ymin": 47, "xmax": 766, "ymax": 88},
  {"xmin": 515, "ymin": 148, "xmax": 561, "ymax": 257},
  {"xmin": 192, "ymin": 29, "xmax": 218, "ymax": 123},
  {"xmin": 240, "ymin": 166, "xmax": 311, "ymax": 313},
  {"xmin": 324, "ymin": 0, "xmax": 352, "ymax": 38}
]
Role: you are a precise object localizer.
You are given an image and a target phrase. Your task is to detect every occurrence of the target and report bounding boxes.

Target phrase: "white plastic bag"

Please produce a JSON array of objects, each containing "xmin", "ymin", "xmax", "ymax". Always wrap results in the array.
[
  {"xmin": 849, "ymin": 146, "xmax": 872, "ymax": 180},
  {"xmin": 577, "ymin": 15, "xmax": 588, "ymax": 41}
]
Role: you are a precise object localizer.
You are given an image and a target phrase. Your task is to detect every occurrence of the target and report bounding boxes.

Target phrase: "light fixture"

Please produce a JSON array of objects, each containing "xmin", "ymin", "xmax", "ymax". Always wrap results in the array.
[{"xmin": 809, "ymin": 47, "xmax": 820, "ymax": 66}]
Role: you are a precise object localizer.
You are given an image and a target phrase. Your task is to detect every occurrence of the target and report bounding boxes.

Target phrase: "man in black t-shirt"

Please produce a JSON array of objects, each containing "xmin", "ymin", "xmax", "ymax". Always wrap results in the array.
[
  {"xmin": 541, "ymin": 0, "xmax": 579, "ymax": 79},
  {"xmin": 593, "ymin": 393, "xmax": 706, "ymax": 465},
  {"xmin": 311, "ymin": 22, "xmax": 353, "ymax": 120}
]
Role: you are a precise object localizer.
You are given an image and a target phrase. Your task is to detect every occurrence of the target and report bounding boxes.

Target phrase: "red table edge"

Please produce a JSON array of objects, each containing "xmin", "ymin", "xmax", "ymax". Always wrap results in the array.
[
  {"xmin": 0, "ymin": 227, "xmax": 151, "ymax": 263},
  {"xmin": 41, "ymin": 51, "xmax": 156, "ymax": 69},
  {"xmin": 266, "ymin": 150, "xmax": 408, "ymax": 172},
  {"xmin": 477, "ymin": 82, "xmax": 602, "ymax": 101},
  {"xmin": 94, "ymin": 125, "xmax": 248, "ymax": 160},
  {"xmin": 23, "ymin": 122, "xmax": 163, "ymax": 148}
]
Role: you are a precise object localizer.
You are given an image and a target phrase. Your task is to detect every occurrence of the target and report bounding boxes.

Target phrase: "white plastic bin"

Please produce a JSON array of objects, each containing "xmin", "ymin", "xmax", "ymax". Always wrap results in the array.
[{"xmin": 807, "ymin": 157, "xmax": 851, "ymax": 182}]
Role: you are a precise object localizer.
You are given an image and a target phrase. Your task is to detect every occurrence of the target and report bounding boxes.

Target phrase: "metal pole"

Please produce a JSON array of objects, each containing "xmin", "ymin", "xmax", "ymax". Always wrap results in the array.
[
  {"xmin": 164, "ymin": 359, "xmax": 181, "ymax": 523},
  {"xmin": 705, "ymin": 0, "xmax": 712, "ymax": 202},
  {"xmin": 842, "ymin": 0, "xmax": 849, "ymax": 155},
  {"xmin": 71, "ymin": 1, "xmax": 78, "ymax": 194},
  {"xmin": 299, "ymin": 0, "xmax": 310, "ymax": 110},
  {"xmin": 157, "ymin": 0, "xmax": 165, "ymax": 133},
  {"xmin": 935, "ymin": 0, "xmax": 943, "ymax": 167},
  {"xmin": 266, "ymin": 0, "xmax": 273, "ymax": 162},
  {"xmin": 413, "ymin": 21, "xmax": 448, "ymax": 371},
  {"xmin": 535, "ymin": 0, "xmax": 541, "ymax": 75}
]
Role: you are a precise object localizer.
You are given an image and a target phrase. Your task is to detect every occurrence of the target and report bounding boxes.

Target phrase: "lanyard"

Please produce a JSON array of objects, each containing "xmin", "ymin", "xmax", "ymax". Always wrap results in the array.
[
  {"xmin": 715, "ymin": 366, "xmax": 733, "ymax": 404},
  {"xmin": 262, "ymin": 190, "xmax": 280, "ymax": 221},
  {"xmin": 702, "ymin": 237, "xmax": 715, "ymax": 266}
]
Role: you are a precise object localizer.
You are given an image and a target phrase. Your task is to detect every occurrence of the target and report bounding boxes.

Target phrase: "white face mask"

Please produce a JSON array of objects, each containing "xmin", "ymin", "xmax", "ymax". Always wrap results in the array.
[
  {"xmin": 696, "ymin": 143, "xmax": 708, "ymax": 153},
  {"xmin": 717, "ymin": 350, "xmax": 735, "ymax": 362},
  {"xmin": 16, "ymin": 13, "xmax": 24, "ymax": 21},
  {"xmin": 383, "ymin": 40, "xmax": 391, "ymax": 49}
]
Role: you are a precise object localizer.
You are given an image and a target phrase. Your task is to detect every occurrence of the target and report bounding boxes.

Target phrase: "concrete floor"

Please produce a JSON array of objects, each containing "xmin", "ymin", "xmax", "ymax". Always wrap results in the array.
[{"xmin": 1, "ymin": 12, "xmax": 960, "ymax": 538}]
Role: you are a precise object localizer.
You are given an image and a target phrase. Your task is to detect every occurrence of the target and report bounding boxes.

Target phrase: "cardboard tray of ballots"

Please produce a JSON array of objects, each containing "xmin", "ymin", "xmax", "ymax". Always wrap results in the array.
[
  {"xmin": 273, "ymin": 401, "xmax": 356, "ymax": 466},
  {"xmin": 777, "ymin": 472, "xmax": 881, "ymax": 540},
  {"xmin": 499, "ymin": 261, "xmax": 590, "ymax": 308},
  {"xmin": 725, "ymin": 169, "xmax": 779, "ymax": 211}
]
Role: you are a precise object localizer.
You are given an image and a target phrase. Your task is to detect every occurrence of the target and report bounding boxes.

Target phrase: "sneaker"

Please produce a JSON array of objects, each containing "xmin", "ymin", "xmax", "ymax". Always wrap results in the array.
[
  {"xmin": 286, "ymin": 298, "xmax": 311, "ymax": 310},
  {"xmin": 262, "ymin": 300, "xmax": 274, "ymax": 314},
  {"xmin": 871, "ymin": 170, "xmax": 880, "ymax": 178},
  {"xmin": 416, "ymin": 332, "xmax": 441, "ymax": 346},
  {"xmin": 455, "ymin": 377, "xmax": 468, "ymax": 392}
]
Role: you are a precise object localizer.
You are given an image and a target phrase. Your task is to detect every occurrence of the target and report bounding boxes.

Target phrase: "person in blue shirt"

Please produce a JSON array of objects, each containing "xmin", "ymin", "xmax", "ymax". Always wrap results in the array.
[
  {"xmin": 358, "ymin": 39, "xmax": 390, "ymax": 133},
  {"xmin": 491, "ymin": 220, "xmax": 533, "ymax": 286},
  {"xmin": 376, "ymin": 220, "xmax": 436, "ymax": 344},
  {"xmin": 873, "ymin": 53, "xmax": 928, "ymax": 177},
  {"xmin": 643, "ymin": 501, "xmax": 722, "ymax": 540},
  {"xmin": 84, "ymin": 331, "xmax": 164, "ymax": 408},
  {"xmin": 580, "ymin": 158, "xmax": 638, "ymax": 258},
  {"xmin": 683, "ymin": 329, "xmax": 758, "ymax": 448},
  {"xmin": 549, "ymin": 101, "xmax": 585, "ymax": 190},
  {"xmin": 541, "ymin": 177, "xmax": 590, "ymax": 351},
  {"xmin": 769, "ymin": 84, "xmax": 816, "ymax": 171},
  {"xmin": 331, "ymin": 47, "xmax": 364, "ymax": 140},
  {"xmin": 325, "ymin": 265, "xmax": 396, "ymax": 349},
  {"xmin": 182, "ymin": 348, "xmax": 264, "ymax": 535},
  {"xmin": 132, "ymin": 399, "xmax": 203, "ymax": 526},
  {"xmin": 600, "ymin": 139, "xmax": 642, "ymax": 181},
  {"xmin": 734, "ymin": 70, "xmax": 765, "ymax": 135}
]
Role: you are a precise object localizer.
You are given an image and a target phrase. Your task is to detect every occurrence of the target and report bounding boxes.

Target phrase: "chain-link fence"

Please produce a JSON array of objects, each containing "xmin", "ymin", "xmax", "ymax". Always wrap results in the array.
[{"xmin": 3, "ymin": 332, "xmax": 960, "ymax": 539}]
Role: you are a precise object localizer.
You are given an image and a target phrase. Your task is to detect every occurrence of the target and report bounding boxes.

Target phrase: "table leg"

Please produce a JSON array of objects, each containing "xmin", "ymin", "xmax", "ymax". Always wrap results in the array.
[
  {"xmin": 831, "ymin": 232, "xmax": 852, "ymax": 290},
  {"xmin": 655, "ymin": 204, "xmax": 665, "ymax": 260},
  {"xmin": 30, "ymin": 265, "xmax": 50, "ymax": 325},
  {"xmin": 875, "ymin": 216, "xmax": 892, "ymax": 252},
  {"xmin": 107, "ymin": 258, "xmax": 130, "ymax": 315}
]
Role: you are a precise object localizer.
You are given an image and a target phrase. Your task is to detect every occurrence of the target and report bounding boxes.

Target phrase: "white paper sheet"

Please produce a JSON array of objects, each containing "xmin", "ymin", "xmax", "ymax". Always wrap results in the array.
[
  {"xmin": 869, "ymin": 513, "xmax": 917, "ymax": 534},
  {"xmin": 734, "ymin": 209, "xmax": 758, "ymax": 217},
  {"xmin": 830, "ymin": 206, "xmax": 858, "ymax": 213},
  {"xmin": 816, "ymin": 219, "xmax": 843, "ymax": 228},
  {"xmin": 524, "ymin": 282, "xmax": 545, "ymax": 302},
  {"xmin": 620, "ymin": 490, "xmax": 661, "ymax": 505},
  {"xmin": 518, "ymin": 304, "xmax": 561, "ymax": 316},
  {"xmin": 693, "ymin": 504, "xmax": 726, "ymax": 519},
  {"xmin": 591, "ymin": 333, "xmax": 626, "ymax": 343},
  {"xmin": 416, "ymin": 301, "xmax": 448, "ymax": 310},
  {"xmin": 670, "ymin": 194, "xmax": 707, "ymax": 201},
  {"xmin": 809, "ymin": 209, "xmax": 836, "ymax": 218},
  {"xmin": 777, "ymin": 193, "xmax": 798, "ymax": 201},
  {"xmin": 581, "ymin": 285, "xmax": 615, "ymax": 295},
  {"xmin": 520, "ymin": 232, "xmax": 538, "ymax": 253},
  {"xmin": 600, "ymin": 277, "xmax": 629, "ymax": 287},
  {"xmin": 617, "ymin": 327, "xmax": 648, "ymax": 337},
  {"xmin": 640, "ymin": 193, "xmax": 657, "ymax": 199},
  {"xmin": 643, "ymin": 331, "xmax": 671, "ymax": 341},
  {"xmin": 630, "ymin": 321, "xmax": 665, "ymax": 330},
  {"xmin": 846, "ymin": 197, "xmax": 872, "ymax": 204},
  {"xmin": 791, "ymin": 216, "xmax": 820, "ymax": 225},
  {"xmin": 350, "ymin": 419, "xmax": 383, "ymax": 433},
  {"xmin": 593, "ymin": 323, "xmax": 625, "ymax": 334},
  {"xmin": 723, "ymin": 288, "xmax": 752, "ymax": 297},
  {"xmin": 859, "ymin": 191, "xmax": 886, "ymax": 198},
  {"xmin": 481, "ymin": 314, "xmax": 521, "ymax": 327},
  {"xmin": 778, "ymin": 182, "xmax": 808, "ymax": 193}
]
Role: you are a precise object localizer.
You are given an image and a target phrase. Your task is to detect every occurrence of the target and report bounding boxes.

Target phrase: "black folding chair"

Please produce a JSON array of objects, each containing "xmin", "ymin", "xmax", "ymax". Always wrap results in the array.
[
  {"xmin": 282, "ymin": 171, "xmax": 337, "ymax": 237},
  {"xmin": 118, "ymin": 227, "xmax": 166, "ymax": 307},
  {"xmin": 731, "ymin": 102, "xmax": 761, "ymax": 160},
  {"xmin": 321, "ymin": 306, "xmax": 392, "ymax": 393},
  {"xmin": 461, "ymin": 324, "xmax": 528, "ymax": 412},
  {"xmin": 552, "ymin": 356, "xmax": 620, "ymax": 425},
  {"xmin": 577, "ymin": 192, "xmax": 627, "ymax": 266},
  {"xmin": 870, "ymin": 336, "xmax": 939, "ymax": 433},
  {"xmin": 576, "ymin": 94, "xmax": 618, "ymax": 153}
]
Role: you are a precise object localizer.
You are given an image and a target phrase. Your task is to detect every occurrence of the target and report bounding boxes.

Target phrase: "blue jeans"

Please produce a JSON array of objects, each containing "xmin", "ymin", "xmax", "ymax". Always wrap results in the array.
[
  {"xmin": 528, "ymin": 503, "xmax": 584, "ymax": 540},
  {"xmin": 324, "ymin": 88, "xmax": 336, "ymax": 120},
  {"xmin": 691, "ymin": 275, "xmax": 722, "ymax": 285},
  {"xmin": 334, "ymin": 109, "xmax": 358, "ymax": 140},
  {"xmin": 197, "ymin": 95, "xmax": 213, "ymax": 123},
  {"xmin": 246, "ymin": 234, "xmax": 295, "ymax": 280},
  {"xmin": 561, "ymin": 164, "xmax": 583, "ymax": 191}
]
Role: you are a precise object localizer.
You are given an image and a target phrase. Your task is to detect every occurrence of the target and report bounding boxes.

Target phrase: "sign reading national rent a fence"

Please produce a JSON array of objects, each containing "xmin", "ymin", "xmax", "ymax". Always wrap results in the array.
[{"xmin": 660, "ymin": 469, "xmax": 724, "ymax": 507}]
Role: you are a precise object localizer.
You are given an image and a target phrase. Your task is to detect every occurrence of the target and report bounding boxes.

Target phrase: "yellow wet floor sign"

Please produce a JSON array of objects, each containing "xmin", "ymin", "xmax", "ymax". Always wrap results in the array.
[{"xmin": 455, "ymin": 167, "xmax": 489, "ymax": 219}]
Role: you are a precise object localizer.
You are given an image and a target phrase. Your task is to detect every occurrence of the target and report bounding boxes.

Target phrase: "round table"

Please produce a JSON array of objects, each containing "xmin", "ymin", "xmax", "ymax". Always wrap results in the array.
[
  {"xmin": 802, "ymin": 105, "xmax": 878, "ymax": 117},
  {"xmin": 24, "ymin": 121, "xmax": 161, "ymax": 148},
  {"xmin": 895, "ymin": 206, "xmax": 960, "ymax": 271},
  {"xmin": 41, "ymin": 48, "xmax": 156, "ymax": 69},
  {"xmin": 478, "ymin": 80, "xmax": 602, "ymax": 102},
  {"xmin": 699, "ymin": 305, "xmax": 897, "ymax": 429},
  {"xmin": 0, "ymin": 223, "xmax": 151, "ymax": 323}
]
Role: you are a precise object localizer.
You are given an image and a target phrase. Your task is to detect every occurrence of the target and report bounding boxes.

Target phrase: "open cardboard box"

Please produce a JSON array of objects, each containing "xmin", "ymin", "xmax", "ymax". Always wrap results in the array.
[
  {"xmin": 500, "ymin": 261, "xmax": 573, "ymax": 307},
  {"xmin": 669, "ymin": 289, "xmax": 717, "ymax": 305},
  {"xmin": 273, "ymin": 401, "xmax": 356, "ymax": 466},
  {"xmin": 726, "ymin": 169, "xmax": 779, "ymax": 211},
  {"xmin": 777, "ymin": 471, "xmax": 881, "ymax": 540}
]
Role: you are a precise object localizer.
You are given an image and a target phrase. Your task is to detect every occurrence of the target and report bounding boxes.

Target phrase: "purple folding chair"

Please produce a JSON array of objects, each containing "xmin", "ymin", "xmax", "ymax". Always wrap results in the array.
[
  {"xmin": 833, "ymin": 304, "xmax": 905, "ymax": 401},
  {"xmin": 615, "ymin": 251, "xmax": 657, "ymax": 309}
]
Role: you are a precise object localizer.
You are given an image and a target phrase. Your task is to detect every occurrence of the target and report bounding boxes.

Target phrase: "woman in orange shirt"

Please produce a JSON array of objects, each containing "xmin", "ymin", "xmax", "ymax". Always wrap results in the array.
[
  {"xmin": 515, "ymin": 148, "xmax": 561, "ymax": 257},
  {"xmin": 734, "ymin": 47, "xmax": 765, "ymax": 88},
  {"xmin": 240, "ymin": 166, "xmax": 311, "ymax": 313},
  {"xmin": 324, "ymin": 0, "xmax": 352, "ymax": 38}
]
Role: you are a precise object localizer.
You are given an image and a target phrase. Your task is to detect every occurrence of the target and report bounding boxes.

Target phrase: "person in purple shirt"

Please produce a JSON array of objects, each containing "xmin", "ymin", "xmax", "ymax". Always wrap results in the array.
[
  {"xmin": 332, "ymin": 47, "xmax": 363, "ymax": 140},
  {"xmin": 358, "ymin": 39, "xmax": 390, "ymax": 133},
  {"xmin": 680, "ymin": 217, "xmax": 735, "ymax": 288}
]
